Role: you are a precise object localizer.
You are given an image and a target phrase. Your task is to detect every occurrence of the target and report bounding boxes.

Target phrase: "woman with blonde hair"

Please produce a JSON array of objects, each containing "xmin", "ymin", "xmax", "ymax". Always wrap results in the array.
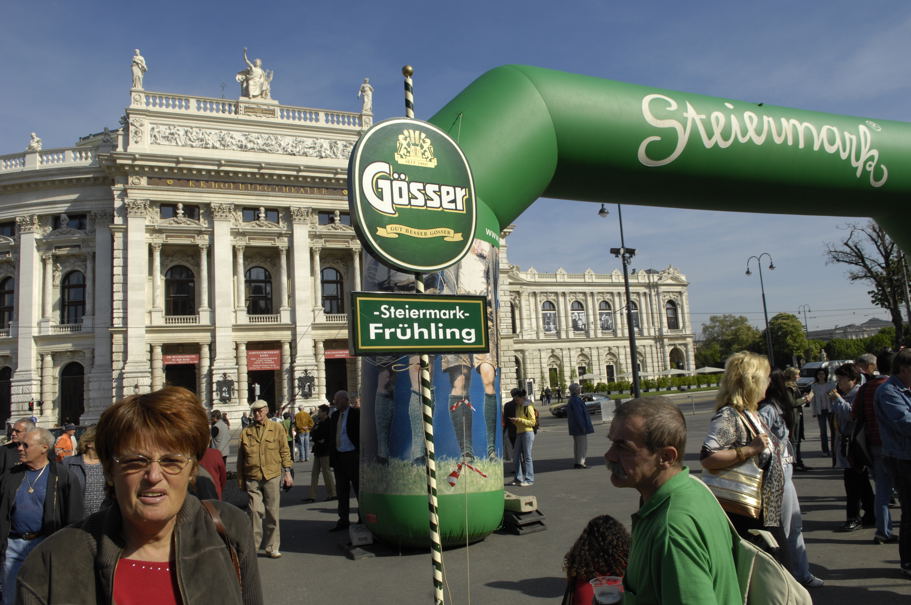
[{"xmin": 700, "ymin": 351, "xmax": 791, "ymax": 569}]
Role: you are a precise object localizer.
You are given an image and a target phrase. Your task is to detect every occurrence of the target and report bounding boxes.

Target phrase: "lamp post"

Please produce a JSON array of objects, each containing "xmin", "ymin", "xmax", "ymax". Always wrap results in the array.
[
  {"xmin": 600, "ymin": 203, "xmax": 640, "ymax": 398},
  {"xmin": 746, "ymin": 253, "xmax": 776, "ymax": 365},
  {"xmin": 798, "ymin": 304, "xmax": 811, "ymax": 335}
]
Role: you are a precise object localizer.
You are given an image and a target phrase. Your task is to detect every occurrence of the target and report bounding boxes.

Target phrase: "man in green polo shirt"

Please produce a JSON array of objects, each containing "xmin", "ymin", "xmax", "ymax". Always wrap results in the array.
[{"xmin": 605, "ymin": 397, "xmax": 741, "ymax": 604}]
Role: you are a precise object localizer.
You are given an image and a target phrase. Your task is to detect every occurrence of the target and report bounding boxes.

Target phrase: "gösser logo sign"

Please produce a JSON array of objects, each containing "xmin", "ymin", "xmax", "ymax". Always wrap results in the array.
[{"xmin": 348, "ymin": 118, "xmax": 477, "ymax": 272}]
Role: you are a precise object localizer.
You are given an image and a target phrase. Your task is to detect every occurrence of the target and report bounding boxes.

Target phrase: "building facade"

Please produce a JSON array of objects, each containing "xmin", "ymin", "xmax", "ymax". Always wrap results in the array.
[
  {"xmin": 498, "ymin": 227, "xmax": 695, "ymax": 396},
  {"xmin": 0, "ymin": 60, "xmax": 373, "ymax": 426}
]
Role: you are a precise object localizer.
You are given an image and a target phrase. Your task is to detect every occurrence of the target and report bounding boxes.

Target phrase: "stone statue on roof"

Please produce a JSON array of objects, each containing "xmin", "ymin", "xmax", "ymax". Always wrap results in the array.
[
  {"xmin": 236, "ymin": 48, "xmax": 273, "ymax": 99},
  {"xmin": 27, "ymin": 133, "xmax": 42, "ymax": 152},
  {"xmin": 358, "ymin": 77, "xmax": 373, "ymax": 113},
  {"xmin": 131, "ymin": 49, "xmax": 147, "ymax": 89}
]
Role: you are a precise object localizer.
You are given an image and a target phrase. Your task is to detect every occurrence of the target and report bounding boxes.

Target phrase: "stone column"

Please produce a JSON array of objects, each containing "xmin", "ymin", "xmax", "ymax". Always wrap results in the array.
[
  {"xmin": 278, "ymin": 245, "xmax": 288, "ymax": 310},
  {"xmin": 281, "ymin": 341, "xmax": 291, "ymax": 409},
  {"xmin": 198, "ymin": 343, "xmax": 210, "ymax": 406},
  {"xmin": 123, "ymin": 199, "xmax": 151, "ymax": 392},
  {"xmin": 41, "ymin": 353, "xmax": 53, "ymax": 412},
  {"xmin": 84, "ymin": 251, "xmax": 94, "ymax": 319},
  {"xmin": 209, "ymin": 203, "xmax": 235, "ymax": 379},
  {"xmin": 351, "ymin": 246, "xmax": 361, "ymax": 293},
  {"xmin": 151, "ymin": 345, "xmax": 163, "ymax": 390},
  {"xmin": 236, "ymin": 342, "xmax": 248, "ymax": 406},
  {"xmin": 151, "ymin": 243, "xmax": 162, "ymax": 310},
  {"xmin": 86, "ymin": 209, "xmax": 113, "ymax": 419},
  {"xmin": 314, "ymin": 340, "xmax": 324, "ymax": 401},
  {"xmin": 198, "ymin": 244, "xmax": 210, "ymax": 312},
  {"xmin": 42, "ymin": 254, "xmax": 53, "ymax": 320},
  {"xmin": 234, "ymin": 245, "xmax": 245, "ymax": 311},
  {"xmin": 311, "ymin": 246, "xmax": 322, "ymax": 307},
  {"xmin": 290, "ymin": 207, "xmax": 317, "ymax": 403}
]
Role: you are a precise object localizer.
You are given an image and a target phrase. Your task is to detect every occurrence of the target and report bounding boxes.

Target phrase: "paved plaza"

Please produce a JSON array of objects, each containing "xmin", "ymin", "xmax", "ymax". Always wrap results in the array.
[{"xmin": 234, "ymin": 392, "xmax": 911, "ymax": 604}]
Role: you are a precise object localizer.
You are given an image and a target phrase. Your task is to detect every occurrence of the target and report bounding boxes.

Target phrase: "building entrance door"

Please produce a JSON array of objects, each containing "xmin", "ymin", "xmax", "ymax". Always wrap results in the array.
[
  {"xmin": 59, "ymin": 362, "xmax": 84, "ymax": 425},
  {"xmin": 165, "ymin": 364, "xmax": 197, "ymax": 393},
  {"xmin": 249, "ymin": 370, "xmax": 276, "ymax": 413},
  {"xmin": 324, "ymin": 359, "xmax": 347, "ymax": 402}
]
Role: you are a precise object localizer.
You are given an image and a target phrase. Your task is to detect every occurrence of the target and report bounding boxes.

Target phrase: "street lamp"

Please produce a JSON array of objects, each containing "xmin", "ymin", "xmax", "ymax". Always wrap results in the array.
[
  {"xmin": 600, "ymin": 203, "xmax": 641, "ymax": 398},
  {"xmin": 798, "ymin": 304, "xmax": 811, "ymax": 335},
  {"xmin": 746, "ymin": 253, "xmax": 776, "ymax": 365}
]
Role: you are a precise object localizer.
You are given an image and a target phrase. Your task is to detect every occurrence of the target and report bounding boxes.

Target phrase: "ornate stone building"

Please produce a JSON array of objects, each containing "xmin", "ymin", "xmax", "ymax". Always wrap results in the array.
[
  {"xmin": 498, "ymin": 227, "xmax": 695, "ymax": 395},
  {"xmin": 0, "ymin": 54, "xmax": 373, "ymax": 426}
]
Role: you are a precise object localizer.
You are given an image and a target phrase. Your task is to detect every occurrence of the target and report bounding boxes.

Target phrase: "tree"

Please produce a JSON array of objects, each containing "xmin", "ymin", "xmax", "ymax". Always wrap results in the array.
[
  {"xmin": 697, "ymin": 314, "xmax": 761, "ymax": 366},
  {"xmin": 765, "ymin": 313, "xmax": 808, "ymax": 368},
  {"xmin": 826, "ymin": 222, "xmax": 907, "ymax": 348},
  {"xmin": 824, "ymin": 338, "xmax": 866, "ymax": 361}
]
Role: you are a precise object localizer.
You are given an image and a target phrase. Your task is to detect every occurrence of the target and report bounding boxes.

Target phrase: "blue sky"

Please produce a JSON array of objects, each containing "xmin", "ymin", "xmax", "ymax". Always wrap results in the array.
[{"xmin": 3, "ymin": 0, "xmax": 908, "ymax": 335}]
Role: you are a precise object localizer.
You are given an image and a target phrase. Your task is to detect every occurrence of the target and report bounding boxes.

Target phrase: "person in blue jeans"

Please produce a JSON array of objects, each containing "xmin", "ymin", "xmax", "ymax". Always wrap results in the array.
[{"xmin": 507, "ymin": 390, "xmax": 536, "ymax": 486}]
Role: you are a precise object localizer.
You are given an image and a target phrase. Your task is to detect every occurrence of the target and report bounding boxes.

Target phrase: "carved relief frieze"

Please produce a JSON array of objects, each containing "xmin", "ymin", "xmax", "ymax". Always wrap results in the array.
[
  {"xmin": 147, "ymin": 123, "xmax": 354, "ymax": 159},
  {"xmin": 129, "ymin": 175, "xmax": 145, "ymax": 186},
  {"xmin": 210, "ymin": 203, "xmax": 234, "ymax": 221},
  {"xmin": 290, "ymin": 207, "xmax": 311, "ymax": 224},
  {"xmin": 129, "ymin": 118, "xmax": 146, "ymax": 145},
  {"xmin": 125, "ymin": 199, "xmax": 150, "ymax": 218},
  {"xmin": 16, "ymin": 215, "xmax": 39, "ymax": 234}
]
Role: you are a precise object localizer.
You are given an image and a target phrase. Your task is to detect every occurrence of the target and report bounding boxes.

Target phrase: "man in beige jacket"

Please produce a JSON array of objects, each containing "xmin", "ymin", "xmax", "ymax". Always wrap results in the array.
[{"xmin": 237, "ymin": 399, "xmax": 293, "ymax": 558}]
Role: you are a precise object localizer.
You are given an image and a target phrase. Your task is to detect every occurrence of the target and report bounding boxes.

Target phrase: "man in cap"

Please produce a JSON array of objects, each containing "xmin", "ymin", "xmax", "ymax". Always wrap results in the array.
[
  {"xmin": 237, "ymin": 400, "xmax": 293, "ymax": 558},
  {"xmin": 53, "ymin": 424, "xmax": 77, "ymax": 462}
]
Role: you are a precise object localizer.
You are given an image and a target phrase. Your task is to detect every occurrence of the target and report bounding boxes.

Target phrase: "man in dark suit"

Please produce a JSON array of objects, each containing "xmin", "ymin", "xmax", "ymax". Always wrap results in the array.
[
  {"xmin": 328, "ymin": 390, "xmax": 359, "ymax": 531},
  {"xmin": 0, "ymin": 418, "xmax": 35, "ymax": 476}
]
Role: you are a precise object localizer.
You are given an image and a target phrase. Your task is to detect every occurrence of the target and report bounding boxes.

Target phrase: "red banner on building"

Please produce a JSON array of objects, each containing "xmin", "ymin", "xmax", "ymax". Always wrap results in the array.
[
  {"xmin": 247, "ymin": 349, "xmax": 281, "ymax": 371},
  {"xmin": 162, "ymin": 353, "xmax": 200, "ymax": 366},
  {"xmin": 324, "ymin": 349, "xmax": 351, "ymax": 359}
]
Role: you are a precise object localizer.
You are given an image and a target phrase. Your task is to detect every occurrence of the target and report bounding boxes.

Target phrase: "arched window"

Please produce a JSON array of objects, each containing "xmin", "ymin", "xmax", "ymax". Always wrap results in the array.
[
  {"xmin": 629, "ymin": 301, "xmax": 640, "ymax": 331},
  {"xmin": 570, "ymin": 301, "xmax": 586, "ymax": 332},
  {"xmin": 598, "ymin": 301, "xmax": 613, "ymax": 331},
  {"xmin": 0, "ymin": 277, "xmax": 13, "ymax": 329},
  {"xmin": 321, "ymin": 268, "xmax": 344, "ymax": 314},
  {"xmin": 59, "ymin": 362, "xmax": 84, "ymax": 425},
  {"xmin": 541, "ymin": 301, "xmax": 557, "ymax": 333},
  {"xmin": 245, "ymin": 267, "xmax": 273, "ymax": 315},
  {"xmin": 61, "ymin": 271, "xmax": 85, "ymax": 324},
  {"xmin": 665, "ymin": 300, "xmax": 680, "ymax": 330},
  {"xmin": 165, "ymin": 265, "xmax": 195, "ymax": 316}
]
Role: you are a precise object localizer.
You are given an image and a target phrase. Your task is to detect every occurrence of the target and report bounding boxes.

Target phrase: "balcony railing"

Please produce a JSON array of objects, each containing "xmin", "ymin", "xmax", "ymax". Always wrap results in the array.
[
  {"xmin": 324, "ymin": 314, "xmax": 348, "ymax": 324},
  {"xmin": 164, "ymin": 315, "xmax": 199, "ymax": 325},
  {"xmin": 53, "ymin": 323, "xmax": 83, "ymax": 334},
  {"xmin": 249, "ymin": 314, "xmax": 280, "ymax": 324},
  {"xmin": 0, "ymin": 147, "xmax": 99, "ymax": 175},
  {"xmin": 0, "ymin": 329, "xmax": 9, "ymax": 338}
]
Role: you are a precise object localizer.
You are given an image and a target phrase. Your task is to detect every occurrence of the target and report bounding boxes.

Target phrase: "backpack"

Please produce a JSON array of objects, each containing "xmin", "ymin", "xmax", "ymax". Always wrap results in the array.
[{"xmin": 694, "ymin": 477, "xmax": 812, "ymax": 605}]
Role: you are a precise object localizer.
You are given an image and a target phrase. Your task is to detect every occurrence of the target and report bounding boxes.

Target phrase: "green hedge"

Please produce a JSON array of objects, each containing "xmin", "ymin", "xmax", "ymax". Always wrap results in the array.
[{"xmin": 595, "ymin": 374, "xmax": 721, "ymax": 395}]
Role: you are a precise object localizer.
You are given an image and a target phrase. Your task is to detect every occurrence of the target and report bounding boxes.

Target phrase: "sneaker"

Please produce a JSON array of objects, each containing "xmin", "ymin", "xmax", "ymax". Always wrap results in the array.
[
  {"xmin": 800, "ymin": 576, "xmax": 824, "ymax": 588},
  {"xmin": 573, "ymin": 464, "xmax": 588, "ymax": 469},
  {"xmin": 838, "ymin": 519, "xmax": 862, "ymax": 532},
  {"xmin": 519, "ymin": 481, "xmax": 533, "ymax": 487},
  {"xmin": 265, "ymin": 550, "xmax": 282, "ymax": 559},
  {"xmin": 874, "ymin": 533, "xmax": 899, "ymax": 544},
  {"xmin": 508, "ymin": 480, "xmax": 521, "ymax": 486}
]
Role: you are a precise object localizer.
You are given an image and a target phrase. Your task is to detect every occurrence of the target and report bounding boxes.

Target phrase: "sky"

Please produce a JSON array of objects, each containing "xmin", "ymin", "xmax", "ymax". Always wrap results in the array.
[{"xmin": 3, "ymin": 0, "xmax": 908, "ymax": 336}]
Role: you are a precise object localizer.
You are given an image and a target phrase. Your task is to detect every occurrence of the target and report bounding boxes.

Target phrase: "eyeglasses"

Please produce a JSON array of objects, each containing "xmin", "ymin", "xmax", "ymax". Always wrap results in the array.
[{"xmin": 113, "ymin": 453, "xmax": 192, "ymax": 475}]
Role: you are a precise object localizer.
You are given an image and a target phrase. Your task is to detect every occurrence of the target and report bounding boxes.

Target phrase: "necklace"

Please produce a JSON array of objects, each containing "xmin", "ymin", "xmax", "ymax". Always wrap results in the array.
[{"xmin": 25, "ymin": 465, "xmax": 48, "ymax": 494}]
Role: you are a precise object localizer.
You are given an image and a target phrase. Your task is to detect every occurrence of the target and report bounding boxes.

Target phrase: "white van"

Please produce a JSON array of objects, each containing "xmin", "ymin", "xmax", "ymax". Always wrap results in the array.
[{"xmin": 796, "ymin": 359, "xmax": 853, "ymax": 392}]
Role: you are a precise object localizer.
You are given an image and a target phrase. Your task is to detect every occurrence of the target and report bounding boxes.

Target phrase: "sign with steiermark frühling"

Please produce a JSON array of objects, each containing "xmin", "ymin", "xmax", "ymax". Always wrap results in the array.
[
  {"xmin": 348, "ymin": 118, "xmax": 477, "ymax": 272},
  {"xmin": 350, "ymin": 292, "xmax": 489, "ymax": 355}
]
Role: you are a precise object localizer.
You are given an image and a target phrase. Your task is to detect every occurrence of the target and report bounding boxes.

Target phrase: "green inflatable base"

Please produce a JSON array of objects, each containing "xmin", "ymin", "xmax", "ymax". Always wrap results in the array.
[{"xmin": 360, "ymin": 490, "xmax": 503, "ymax": 548}]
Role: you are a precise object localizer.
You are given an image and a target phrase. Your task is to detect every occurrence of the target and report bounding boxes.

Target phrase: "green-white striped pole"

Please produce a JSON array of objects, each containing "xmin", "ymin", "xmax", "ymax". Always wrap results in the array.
[{"xmin": 404, "ymin": 64, "xmax": 445, "ymax": 605}]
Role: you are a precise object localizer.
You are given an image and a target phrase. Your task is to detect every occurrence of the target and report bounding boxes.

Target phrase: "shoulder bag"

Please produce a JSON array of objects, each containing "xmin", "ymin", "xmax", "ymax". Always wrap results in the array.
[
  {"xmin": 700, "ymin": 410, "xmax": 764, "ymax": 519},
  {"xmin": 201, "ymin": 500, "xmax": 243, "ymax": 590}
]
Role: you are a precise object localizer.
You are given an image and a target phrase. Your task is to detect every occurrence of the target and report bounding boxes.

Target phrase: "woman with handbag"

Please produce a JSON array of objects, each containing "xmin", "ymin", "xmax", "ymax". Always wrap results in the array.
[
  {"xmin": 700, "ymin": 351, "xmax": 791, "ymax": 571},
  {"xmin": 759, "ymin": 370, "xmax": 824, "ymax": 588}
]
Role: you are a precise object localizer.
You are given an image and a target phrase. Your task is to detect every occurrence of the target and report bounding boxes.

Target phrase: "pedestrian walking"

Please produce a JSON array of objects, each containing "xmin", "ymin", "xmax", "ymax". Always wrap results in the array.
[
  {"xmin": 508, "ymin": 389, "xmax": 536, "ymax": 487},
  {"xmin": 566, "ymin": 383, "xmax": 594, "ymax": 469}
]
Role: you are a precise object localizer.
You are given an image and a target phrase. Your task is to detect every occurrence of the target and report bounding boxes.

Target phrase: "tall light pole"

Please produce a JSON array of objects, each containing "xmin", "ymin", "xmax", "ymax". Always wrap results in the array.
[
  {"xmin": 600, "ymin": 203, "xmax": 640, "ymax": 398},
  {"xmin": 797, "ymin": 304, "xmax": 811, "ymax": 335},
  {"xmin": 746, "ymin": 253, "xmax": 776, "ymax": 365}
]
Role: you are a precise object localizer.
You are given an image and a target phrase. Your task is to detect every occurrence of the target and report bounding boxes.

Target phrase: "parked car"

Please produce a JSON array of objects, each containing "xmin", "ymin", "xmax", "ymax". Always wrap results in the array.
[
  {"xmin": 796, "ymin": 359, "xmax": 853, "ymax": 393},
  {"xmin": 549, "ymin": 393, "xmax": 609, "ymax": 417}
]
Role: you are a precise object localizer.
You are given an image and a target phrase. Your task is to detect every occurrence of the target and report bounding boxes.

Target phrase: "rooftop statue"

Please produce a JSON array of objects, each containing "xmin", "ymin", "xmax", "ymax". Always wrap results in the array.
[
  {"xmin": 236, "ymin": 48, "xmax": 273, "ymax": 100},
  {"xmin": 131, "ymin": 49, "xmax": 147, "ymax": 90},
  {"xmin": 358, "ymin": 77, "xmax": 373, "ymax": 114},
  {"xmin": 27, "ymin": 133, "xmax": 42, "ymax": 152}
]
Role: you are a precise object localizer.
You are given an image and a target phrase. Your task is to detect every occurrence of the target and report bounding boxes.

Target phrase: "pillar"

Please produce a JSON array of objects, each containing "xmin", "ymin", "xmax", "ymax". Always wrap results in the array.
[
  {"xmin": 42, "ymin": 254, "xmax": 53, "ymax": 320},
  {"xmin": 84, "ymin": 251, "xmax": 94, "ymax": 319},
  {"xmin": 151, "ymin": 243, "xmax": 162, "ymax": 310},
  {"xmin": 41, "ymin": 353, "xmax": 53, "ymax": 413},
  {"xmin": 314, "ymin": 340, "xmax": 324, "ymax": 401},
  {"xmin": 198, "ymin": 244, "xmax": 210, "ymax": 312},
  {"xmin": 278, "ymin": 246, "xmax": 288, "ymax": 310},
  {"xmin": 281, "ymin": 341, "xmax": 291, "ymax": 408},
  {"xmin": 311, "ymin": 246, "xmax": 322, "ymax": 307},
  {"xmin": 351, "ymin": 246, "xmax": 361, "ymax": 292},
  {"xmin": 199, "ymin": 343, "xmax": 210, "ymax": 406},
  {"xmin": 151, "ymin": 345, "xmax": 163, "ymax": 390},
  {"xmin": 235, "ymin": 245, "xmax": 245, "ymax": 311},
  {"xmin": 236, "ymin": 342, "xmax": 248, "ymax": 406}
]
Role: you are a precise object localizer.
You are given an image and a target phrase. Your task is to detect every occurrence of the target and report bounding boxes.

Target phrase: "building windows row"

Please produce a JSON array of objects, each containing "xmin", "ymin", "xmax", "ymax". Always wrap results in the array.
[{"xmin": 537, "ymin": 299, "xmax": 683, "ymax": 333}]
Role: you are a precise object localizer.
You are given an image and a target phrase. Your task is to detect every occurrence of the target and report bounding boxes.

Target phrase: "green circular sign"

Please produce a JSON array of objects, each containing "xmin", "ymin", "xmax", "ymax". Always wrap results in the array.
[{"xmin": 349, "ymin": 118, "xmax": 477, "ymax": 272}]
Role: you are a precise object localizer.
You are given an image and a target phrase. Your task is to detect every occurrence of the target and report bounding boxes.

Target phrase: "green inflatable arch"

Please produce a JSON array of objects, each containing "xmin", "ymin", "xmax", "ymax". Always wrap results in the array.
[
  {"xmin": 428, "ymin": 64, "xmax": 909, "ymax": 251},
  {"xmin": 362, "ymin": 64, "xmax": 909, "ymax": 549}
]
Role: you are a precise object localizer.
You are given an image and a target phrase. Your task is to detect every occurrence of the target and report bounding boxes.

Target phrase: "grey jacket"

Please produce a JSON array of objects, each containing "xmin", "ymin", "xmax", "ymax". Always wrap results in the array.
[{"xmin": 16, "ymin": 495, "xmax": 262, "ymax": 605}]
